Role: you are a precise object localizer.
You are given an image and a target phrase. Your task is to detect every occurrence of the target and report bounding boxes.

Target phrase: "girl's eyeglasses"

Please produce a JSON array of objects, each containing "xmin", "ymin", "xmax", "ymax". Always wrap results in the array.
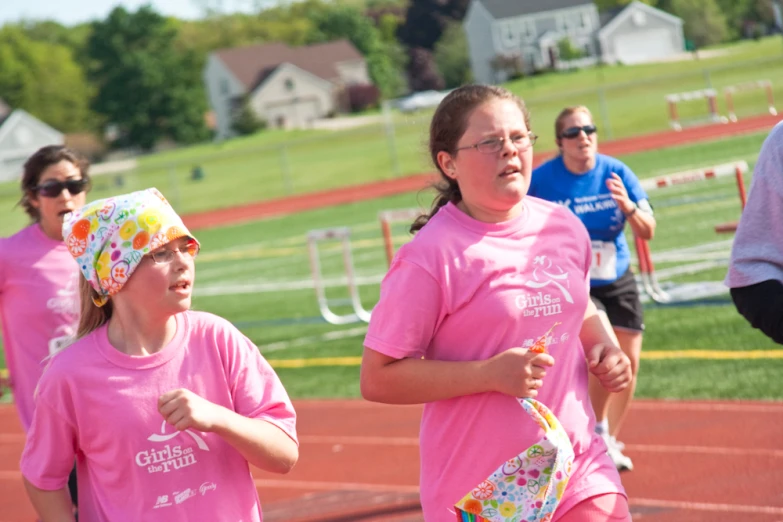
[
  {"xmin": 456, "ymin": 134, "xmax": 537, "ymax": 154},
  {"xmin": 34, "ymin": 178, "xmax": 90, "ymax": 198},
  {"xmin": 149, "ymin": 239, "xmax": 200, "ymax": 264},
  {"xmin": 560, "ymin": 125, "xmax": 597, "ymax": 139}
]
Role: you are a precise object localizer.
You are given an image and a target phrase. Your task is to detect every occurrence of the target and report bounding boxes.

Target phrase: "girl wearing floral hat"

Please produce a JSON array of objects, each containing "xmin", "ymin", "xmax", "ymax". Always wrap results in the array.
[{"xmin": 20, "ymin": 188, "xmax": 298, "ymax": 522}]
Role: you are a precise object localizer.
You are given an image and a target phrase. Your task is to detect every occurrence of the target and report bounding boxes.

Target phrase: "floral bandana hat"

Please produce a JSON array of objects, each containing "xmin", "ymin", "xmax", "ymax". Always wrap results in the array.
[
  {"xmin": 62, "ymin": 187, "xmax": 199, "ymax": 307},
  {"xmin": 454, "ymin": 323, "xmax": 575, "ymax": 522}
]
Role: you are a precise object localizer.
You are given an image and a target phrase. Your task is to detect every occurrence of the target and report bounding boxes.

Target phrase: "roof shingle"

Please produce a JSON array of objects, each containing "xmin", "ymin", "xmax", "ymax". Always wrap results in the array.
[
  {"xmin": 478, "ymin": 0, "xmax": 594, "ymax": 19},
  {"xmin": 214, "ymin": 39, "xmax": 364, "ymax": 91}
]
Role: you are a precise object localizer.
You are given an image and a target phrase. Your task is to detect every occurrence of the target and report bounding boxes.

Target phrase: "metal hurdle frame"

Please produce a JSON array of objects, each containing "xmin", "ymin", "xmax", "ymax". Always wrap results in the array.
[
  {"xmin": 379, "ymin": 208, "xmax": 422, "ymax": 267},
  {"xmin": 306, "ymin": 227, "xmax": 372, "ymax": 325},
  {"xmin": 634, "ymin": 161, "xmax": 748, "ymax": 303},
  {"xmin": 665, "ymin": 88, "xmax": 725, "ymax": 131},
  {"xmin": 724, "ymin": 80, "xmax": 777, "ymax": 122}
]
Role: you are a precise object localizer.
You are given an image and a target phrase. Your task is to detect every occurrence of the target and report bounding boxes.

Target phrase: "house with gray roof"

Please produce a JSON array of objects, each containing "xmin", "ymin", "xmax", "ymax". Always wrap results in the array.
[
  {"xmin": 464, "ymin": 0, "xmax": 684, "ymax": 84},
  {"xmin": 0, "ymin": 100, "xmax": 64, "ymax": 182},
  {"xmin": 203, "ymin": 40, "xmax": 371, "ymax": 138}
]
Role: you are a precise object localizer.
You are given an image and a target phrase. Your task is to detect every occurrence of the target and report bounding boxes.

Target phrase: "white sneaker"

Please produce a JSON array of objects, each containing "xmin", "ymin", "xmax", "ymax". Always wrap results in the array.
[
  {"xmin": 606, "ymin": 437, "xmax": 633, "ymax": 471},
  {"xmin": 610, "ymin": 436, "xmax": 626, "ymax": 451}
]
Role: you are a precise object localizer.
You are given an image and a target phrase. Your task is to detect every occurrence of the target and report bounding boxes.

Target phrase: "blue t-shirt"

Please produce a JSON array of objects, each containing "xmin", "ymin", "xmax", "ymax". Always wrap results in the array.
[{"xmin": 528, "ymin": 153, "xmax": 649, "ymax": 286}]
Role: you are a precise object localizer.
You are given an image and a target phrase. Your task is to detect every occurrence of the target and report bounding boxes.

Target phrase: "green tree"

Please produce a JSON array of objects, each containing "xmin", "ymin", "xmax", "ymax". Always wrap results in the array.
[
  {"xmin": 557, "ymin": 38, "xmax": 584, "ymax": 61},
  {"xmin": 231, "ymin": 95, "xmax": 267, "ymax": 135},
  {"xmin": 669, "ymin": 0, "xmax": 729, "ymax": 48},
  {"xmin": 87, "ymin": 6, "xmax": 210, "ymax": 150},
  {"xmin": 308, "ymin": 4, "xmax": 406, "ymax": 98},
  {"xmin": 12, "ymin": 20, "xmax": 93, "ymax": 61},
  {"xmin": 433, "ymin": 21, "xmax": 472, "ymax": 88},
  {"xmin": 0, "ymin": 27, "xmax": 94, "ymax": 132}
]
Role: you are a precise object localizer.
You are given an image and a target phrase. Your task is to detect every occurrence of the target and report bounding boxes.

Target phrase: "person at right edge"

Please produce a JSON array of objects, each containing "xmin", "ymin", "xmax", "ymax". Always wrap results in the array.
[
  {"xmin": 528, "ymin": 106, "xmax": 657, "ymax": 472},
  {"xmin": 726, "ymin": 121, "xmax": 783, "ymax": 343}
]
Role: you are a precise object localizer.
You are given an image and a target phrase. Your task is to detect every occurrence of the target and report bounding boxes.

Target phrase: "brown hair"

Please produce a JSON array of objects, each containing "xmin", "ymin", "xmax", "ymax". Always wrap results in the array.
[
  {"xmin": 76, "ymin": 274, "xmax": 113, "ymax": 340},
  {"xmin": 410, "ymin": 85, "xmax": 531, "ymax": 233},
  {"xmin": 554, "ymin": 106, "xmax": 593, "ymax": 152},
  {"xmin": 19, "ymin": 145, "xmax": 91, "ymax": 222}
]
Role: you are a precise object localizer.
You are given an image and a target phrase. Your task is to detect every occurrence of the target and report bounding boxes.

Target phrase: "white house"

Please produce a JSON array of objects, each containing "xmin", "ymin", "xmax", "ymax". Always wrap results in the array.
[
  {"xmin": 464, "ymin": 0, "xmax": 685, "ymax": 84},
  {"xmin": 0, "ymin": 100, "xmax": 64, "ymax": 182},
  {"xmin": 597, "ymin": 2, "xmax": 685, "ymax": 65},
  {"xmin": 203, "ymin": 40, "xmax": 372, "ymax": 138}
]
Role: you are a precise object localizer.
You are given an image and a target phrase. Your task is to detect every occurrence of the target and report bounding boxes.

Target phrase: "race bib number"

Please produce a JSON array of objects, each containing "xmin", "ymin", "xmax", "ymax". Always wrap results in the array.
[{"xmin": 590, "ymin": 240, "xmax": 617, "ymax": 281}]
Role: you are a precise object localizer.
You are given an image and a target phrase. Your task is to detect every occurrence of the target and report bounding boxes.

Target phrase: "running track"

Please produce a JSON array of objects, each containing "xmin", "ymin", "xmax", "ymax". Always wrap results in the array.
[{"xmin": 2, "ymin": 400, "xmax": 783, "ymax": 521}]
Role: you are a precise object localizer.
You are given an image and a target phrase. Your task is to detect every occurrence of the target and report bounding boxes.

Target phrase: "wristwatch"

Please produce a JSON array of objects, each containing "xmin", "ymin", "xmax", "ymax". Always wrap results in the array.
[{"xmin": 624, "ymin": 202, "xmax": 638, "ymax": 218}]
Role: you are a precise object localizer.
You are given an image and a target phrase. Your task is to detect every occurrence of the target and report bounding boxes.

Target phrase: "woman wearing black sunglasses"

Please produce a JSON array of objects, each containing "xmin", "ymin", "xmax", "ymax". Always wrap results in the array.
[
  {"xmin": 528, "ymin": 106, "xmax": 656, "ymax": 473},
  {"xmin": 0, "ymin": 145, "xmax": 91, "ymax": 515}
]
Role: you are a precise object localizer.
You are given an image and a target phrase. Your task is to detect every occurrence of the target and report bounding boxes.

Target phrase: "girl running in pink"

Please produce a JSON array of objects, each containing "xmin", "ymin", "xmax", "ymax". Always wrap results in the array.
[
  {"xmin": 21, "ymin": 188, "xmax": 298, "ymax": 522},
  {"xmin": 361, "ymin": 85, "xmax": 633, "ymax": 522},
  {"xmin": 0, "ymin": 145, "xmax": 90, "ymax": 509}
]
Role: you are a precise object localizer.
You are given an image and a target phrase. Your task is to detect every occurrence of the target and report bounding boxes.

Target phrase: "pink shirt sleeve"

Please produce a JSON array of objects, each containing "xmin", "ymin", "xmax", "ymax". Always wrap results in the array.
[
  {"xmin": 364, "ymin": 258, "xmax": 446, "ymax": 360},
  {"xmin": 20, "ymin": 366, "xmax": 78, "ymax": 490},
  {"xmin": 224, "ymin": 328, "xmax": 298, "ymax": 445}
]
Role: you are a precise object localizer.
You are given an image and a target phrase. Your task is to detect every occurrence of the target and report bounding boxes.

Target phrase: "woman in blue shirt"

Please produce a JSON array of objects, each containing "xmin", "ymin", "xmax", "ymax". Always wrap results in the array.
[{"xmin": 528, "ymin": 106, "xmax": 656, "ymax": 472}]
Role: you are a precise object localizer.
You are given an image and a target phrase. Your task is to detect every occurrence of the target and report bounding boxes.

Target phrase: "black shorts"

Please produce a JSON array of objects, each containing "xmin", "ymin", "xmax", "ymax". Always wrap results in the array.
[{"xmin": 590, "ymin": 269, "xmax": 644, "ymax": 332}]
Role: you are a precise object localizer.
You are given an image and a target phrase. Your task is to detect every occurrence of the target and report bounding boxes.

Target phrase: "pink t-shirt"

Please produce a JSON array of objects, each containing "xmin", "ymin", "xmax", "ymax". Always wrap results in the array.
[
  {"xmin": 364, "ymin": 200, "xmax": 621, "ymax": 521},
  {"xmin": 0, "ymin": 224, "xmax": 80, "ymax": 432},
  {"xmin": 21, "ymin": 310, "xmax": 297, "ymax": 522}
]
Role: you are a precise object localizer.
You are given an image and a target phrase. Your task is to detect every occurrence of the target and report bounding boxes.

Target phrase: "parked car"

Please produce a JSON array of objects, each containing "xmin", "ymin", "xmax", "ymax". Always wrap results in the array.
[{"xmin": 395, "ymin": 90, "xmax": 450, "ymax": 113}]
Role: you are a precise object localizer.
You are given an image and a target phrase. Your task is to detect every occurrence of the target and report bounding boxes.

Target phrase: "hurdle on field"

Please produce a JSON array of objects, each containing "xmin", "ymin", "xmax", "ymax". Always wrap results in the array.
[
  {"xmin": 634, "ymin": 161, "xmax": 748, "ymax": 303},
  {"xmin": 665, "ymin": 88, "xmax": 725, "ymax": 131},
  {"xmin": 724, "ymin": 80, "xmax": 777, "ymax": 122},
  {"xmin": 379, "ymin": 208, "xmax": 422, "ymax": 266},
  {"xmin": 306, "ymin": 227, "xmax": 372, "ymax": 325}
]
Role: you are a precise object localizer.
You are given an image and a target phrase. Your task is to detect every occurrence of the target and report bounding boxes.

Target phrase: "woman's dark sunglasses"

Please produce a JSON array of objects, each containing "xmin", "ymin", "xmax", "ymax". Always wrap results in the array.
[
  {"xmin": 34, "ymin": 178, "xmax": 90, "ymax": 198},
  {"xmin": 560, "ymin": 125, "xmax": 598, "ymax": 139}
]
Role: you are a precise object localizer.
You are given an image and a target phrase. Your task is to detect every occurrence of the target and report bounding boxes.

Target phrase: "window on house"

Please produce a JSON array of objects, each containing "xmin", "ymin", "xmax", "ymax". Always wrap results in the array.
[
  {"xmin": 220, "ymin": 78, "xmax": 229, "ymax": 95},
  {"xmin": 581, "ymin": 12, "xmax": 592, "ymax": 30},
  {"xmin": 520, "ymin": 19, "xmax": 536, "ymax": 40},
  {"xmin": 500, "ymin": 21, "xmax": 517, "ymax": 47},
  {"xmin": 556, "ymin": 14, "xmax": 567, "ymax": 32},
  {"xmin": 285, "ymin": 78, "xmax": 295, "ymax": 92}
]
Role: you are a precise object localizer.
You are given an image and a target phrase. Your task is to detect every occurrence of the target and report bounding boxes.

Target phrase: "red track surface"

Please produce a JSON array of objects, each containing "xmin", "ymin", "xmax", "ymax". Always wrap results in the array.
[
  {"xmin": 2, "ymin": 400, "xmax": 783, "ymax": 521},
  {"xmin": 182, "ymin": 114, "xmax": 781, "ymax": 231}
]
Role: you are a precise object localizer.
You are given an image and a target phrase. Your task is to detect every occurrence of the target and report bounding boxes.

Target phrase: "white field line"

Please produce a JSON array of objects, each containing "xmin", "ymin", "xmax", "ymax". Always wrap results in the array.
[
  {"xmin": 196, "ymin": 240, "xmax": 393, "ymax": 285},
  {"xmin": 252, "ymin": 478, "xmax": 420, "ymax": 494},
  {"xmin": 294, "ymin": 436, "xmax": 783, "ymax": 458},
  {"xmin": 653, "ymin": 239, "xmax": 734, "ymax": 253},
  {"xmin": 262, "ymin": 326, "xmax": 368, "ymax": 352},
  {"xmin": 195, "ymin": 274, "xmax": 386, "ymax": 296},
  {"xmin": 198, "ymin": 233, "xmax": 410, "ymax": 264},
  {"xmin": 656, "ymin": 198, "xmax": 740, "ymax": 218},
  {"xmin": 630, "ymin": 498, "xmax": 783, "ymax": 516},
  {"xmin": 632, "ymin": 400, "xmax": 783, "ymax": 413},
  {"xmin": 1, "ymin": 472, "xmax": 780, "ymax": 514},
  {"xmin": 651, "ymin": 251, "xmax": 730, "ymax": 263},
  {"xmin": 650, "ymin": 260, "xmax": 728, "ymax": 280}
]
